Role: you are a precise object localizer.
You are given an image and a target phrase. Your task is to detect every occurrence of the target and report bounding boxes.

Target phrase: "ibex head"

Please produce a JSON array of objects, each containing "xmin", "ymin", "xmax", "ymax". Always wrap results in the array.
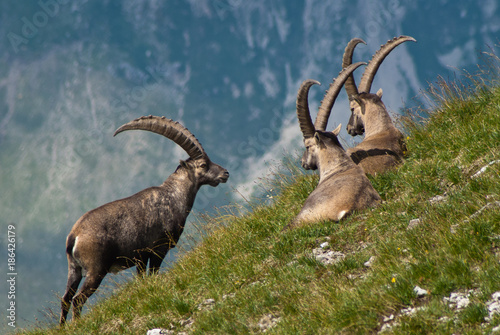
[
  {"xmin": 302, "ymin": 125, "xmax": 344, "ymax": 169},
  {"xmin": 347, "ymin": 90, "xmax": 384, "ymax": 136},
  {"xmin": 114, "ymin": 115, "xmax": 229, "ymax": 187},
  {"xmin": 343, "ymin": 36, "xmax": 416, "ymax": 136},
  {"xmin": 296, "ymin": 63, "xmax": 366, "ymax": 170}
]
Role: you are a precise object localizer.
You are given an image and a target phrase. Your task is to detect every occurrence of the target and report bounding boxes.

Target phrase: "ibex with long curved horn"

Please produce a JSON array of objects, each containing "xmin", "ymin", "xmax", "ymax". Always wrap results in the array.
[
  {"xmin": 287, "ymin": 64, "xmax": 381, "ymax": 229},
  {"xmin": 60, "ymin": 116, "xmax": 229, "ymax": 324},
  {"xmin": 343, "ymin": 35, "xmax": 416, "ymax": 175}
]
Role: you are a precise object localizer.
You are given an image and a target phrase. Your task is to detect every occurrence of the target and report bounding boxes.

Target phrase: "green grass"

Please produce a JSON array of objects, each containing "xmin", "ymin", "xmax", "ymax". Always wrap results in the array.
[{"xmin": 22, "ymin": 53, "xmax": 500, "ymax": 334}]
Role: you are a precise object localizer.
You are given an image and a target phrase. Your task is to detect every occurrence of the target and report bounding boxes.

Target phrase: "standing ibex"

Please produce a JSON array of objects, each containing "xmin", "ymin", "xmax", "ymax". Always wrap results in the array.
[
  {"xmin": 60, "ymin": 116, "xmax": 229, "ymax": 324},
  {"xmin": 287, "ymin": 64, "xmax": 381, "ymax": 229},
  {"xmin": 342, "ymin": 35, "xmax": 416, "ymax": 175}
]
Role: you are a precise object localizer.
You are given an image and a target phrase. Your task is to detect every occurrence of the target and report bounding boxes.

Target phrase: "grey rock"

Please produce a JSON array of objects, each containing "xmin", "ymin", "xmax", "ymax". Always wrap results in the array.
[
  {"xmin": 320, "ymin": 241, "xmax": 330, "ymax": 249},
  {"xmin": 444, "ymin": 291, "xmax": 473, "ymax": 310},
  {"xmin": 222, "ymin": 293, "xmax": 235, "ymax": 300},
  {"xmin": 147, "ymin": 329, "xmax": 172, "ymax": 335},
  {"xmin": 486, "ymin": 291, "xmax": 500, "ymax": 322},
  {"xmin": 414, "ymin": 285, "xmax": 428, "ymax": 298},
  {"xmin": 468, "ymin": 201, "xmax": 500, "ymax": 221},
  {"xmin": 364, "ymin": 256, "xmax": 376, "ymax": 268},
  {"xmin": 472, "ymin": 160, "xmax": 500, "ymax": 178},
  {"xmin": 257, "ymin": 313, "xmax": 281, "ymax": 332},
  {"xmin": 429, "ymin": 194, "xmax": 447, "ymax": 204},
  {"xmin": 407, "ymin": 218, "xmax": 421, "ymax": 230},
  {"xmin": 312, "ymin": 248, "xmax": 345, "ymax": 266},
  {"xmin": 179, "ymin": 317, "xmax": 194, "ymax": 328},
  {"xmin": 197, "ymin": 298, "xmax": 216, "ymax": 311}
]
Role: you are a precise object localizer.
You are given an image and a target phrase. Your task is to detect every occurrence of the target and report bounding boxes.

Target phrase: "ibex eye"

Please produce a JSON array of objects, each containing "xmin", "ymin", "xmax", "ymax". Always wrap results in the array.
[{"xmin": 200, "ymin": 163, "xmax": 207, "ymax": 169}]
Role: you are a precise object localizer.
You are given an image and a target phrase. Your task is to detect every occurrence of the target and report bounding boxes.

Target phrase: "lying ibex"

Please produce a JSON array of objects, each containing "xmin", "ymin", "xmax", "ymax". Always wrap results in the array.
[
  {"xmin": 298, "ymin": 60, "xmax": 364, "ymax": 169},
  {"xmin": 287, "ymin": 65, "xmax": 381, "ymax": 229},
  {"xmin": 60, "ymin": 116, "xmax": 229, "ymax": 324},
  {"xmin": 342, "ymin": 35, "xmax": 416, "ymax": 175}
]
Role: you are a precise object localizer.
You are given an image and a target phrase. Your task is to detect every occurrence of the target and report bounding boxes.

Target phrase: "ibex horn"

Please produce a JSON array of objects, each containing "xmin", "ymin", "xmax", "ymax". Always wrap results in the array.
[
  {"xmin": 114, "ymin": 115, "xmax": 205, "ymax": 160},
  {"xmin": 314, "ymin": 62, "xmax": 366, "ymax": 131},
  {"xmin": 342, "ymin": 38, "xmax": 366, "ymax": 99},
  {"xmin": 296, "ymin": 79, "xmax": 320, "ymax": 139},
  {"xmin": 358, "ymin": 35, "xmax": 416, "ymax": 94}
]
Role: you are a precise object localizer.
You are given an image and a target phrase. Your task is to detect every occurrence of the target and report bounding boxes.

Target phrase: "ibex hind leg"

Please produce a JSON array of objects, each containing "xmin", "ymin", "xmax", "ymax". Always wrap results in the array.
[
  {"xmin": 60, "ymin": 263, "xmax": 83, "ymax": 325},
  {"xmin": 71, "ymin": 270, "xmax": 106, "ymax": 320}
]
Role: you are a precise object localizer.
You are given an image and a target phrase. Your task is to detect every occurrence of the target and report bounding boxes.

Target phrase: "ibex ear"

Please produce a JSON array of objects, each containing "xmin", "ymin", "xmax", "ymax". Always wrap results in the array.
[
  {"xmin": 355, "ymin": 97, "xmax": 366, "ymax": 115},
  {"xmin": 350, "ymin": 95, "xmax": 361, "ymax": 106},
  {"xmin": 376, "ymin": 88, "xmax": 383, "ymax": 98},
  {"xmin": 313, "ymin": 132, "xmax": 323, "ymax": 145},
  {"xmin": 332, "ymin": 124, "xmax": 342, "ymax": 136},
  {"xmin": 179, "ymin": 160, "xmax": 189, "ymax": 168}
]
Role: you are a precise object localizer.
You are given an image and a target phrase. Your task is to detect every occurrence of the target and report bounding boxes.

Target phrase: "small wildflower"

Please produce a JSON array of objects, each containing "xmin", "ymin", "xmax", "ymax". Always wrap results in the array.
[
  {"xmin": 406, "ymin": 136, "xmax": 410, "ymax": 140},
  {"xmin": 391, "ymin": 277, "xmax": 396, "ymax": 283}
]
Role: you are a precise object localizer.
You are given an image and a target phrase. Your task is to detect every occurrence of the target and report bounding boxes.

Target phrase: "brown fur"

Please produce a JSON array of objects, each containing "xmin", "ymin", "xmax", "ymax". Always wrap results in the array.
[{"xmin": 346, "ymin": 91, "xmax": 405, "ymax": 175}]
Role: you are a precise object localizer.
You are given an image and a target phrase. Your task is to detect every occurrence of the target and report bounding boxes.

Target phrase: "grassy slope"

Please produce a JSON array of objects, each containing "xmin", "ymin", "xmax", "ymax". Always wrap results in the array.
[{"xmin": 24, "ymin": 59, "xmax": 500, "ymax": 334}]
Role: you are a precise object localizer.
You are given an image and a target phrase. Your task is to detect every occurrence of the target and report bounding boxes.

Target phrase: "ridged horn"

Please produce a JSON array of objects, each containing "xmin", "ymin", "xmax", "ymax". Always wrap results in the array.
[
  {"xmin": 358, "ymin": 35, "xmax": 416, "ymax": 94},
  {"xmin": 296, "ymin": 79, "xmax": 320, "ymax": 139},
  {"xmin": 315, "ymin": 62, "xmax": 366, "ymax": 131},
  {"xmin": 114, "ymin": 115, "xmax": 205, "ymax": 160},
  {"xmin": 342, "ymin": 38, "xmax": 366, "ymax": 99}
]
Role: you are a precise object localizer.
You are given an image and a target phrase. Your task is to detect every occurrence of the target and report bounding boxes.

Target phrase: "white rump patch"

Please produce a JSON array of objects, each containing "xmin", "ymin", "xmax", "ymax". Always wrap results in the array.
[
  {"xmin": 337, "ymin": 210, "xmax": 348, "ymax": 221},
  {"xmin": 71, "ymin": 236, "xmax": 87, "ymax": 276},
  {"xmin": 72, "ymin": 236, "xmax": 79, "ymax": 258}
]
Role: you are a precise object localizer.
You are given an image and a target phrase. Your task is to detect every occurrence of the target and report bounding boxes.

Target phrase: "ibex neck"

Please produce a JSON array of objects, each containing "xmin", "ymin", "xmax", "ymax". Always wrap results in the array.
[
  {"xmin": 317, "ymin": 149, "xmax": 355, "ymax": 181},
  {"xmin": 162, "ymin": 166, "xmax": 197, "ymax": 187},
  {"xmin": 160, "ymin": 167, "xmax": 199, "ymax": 206},
  {"xmin": 363, "ymin": 103, "xmax": 398, "ymax": 138}
]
